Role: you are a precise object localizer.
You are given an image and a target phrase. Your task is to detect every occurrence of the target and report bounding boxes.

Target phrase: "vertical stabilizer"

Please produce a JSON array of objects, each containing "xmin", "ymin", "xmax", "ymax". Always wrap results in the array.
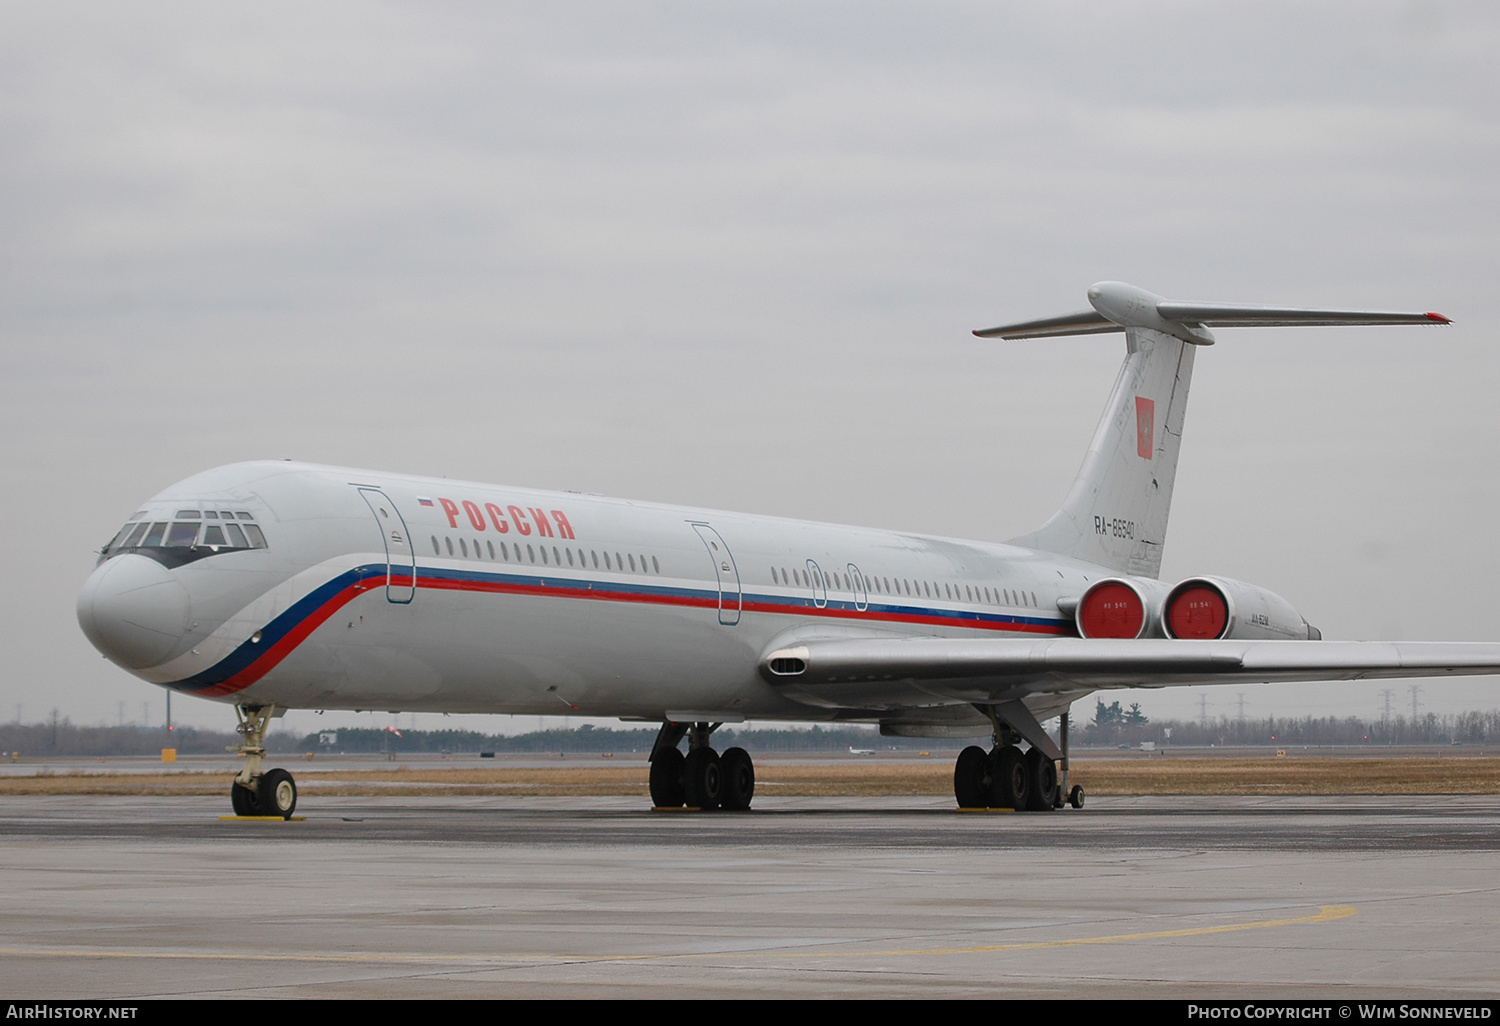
[
  {"xmin": 1008, "ymin": 327, "xmax": 1194, "ymax": 578},
  {"xmin": 975, "ymin": 280, "xmax": 1450, "ymax": 580}
]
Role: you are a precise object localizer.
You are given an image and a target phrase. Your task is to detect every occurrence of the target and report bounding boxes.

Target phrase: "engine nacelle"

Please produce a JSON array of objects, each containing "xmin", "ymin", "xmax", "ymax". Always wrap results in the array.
[
  {"xmin": 1161, "ymin": 576, "xmax": 1320, "ymax": 641},
  {"xmin": 1075, "ymin": 577, "xmax": 1170, "ymax": 639}
]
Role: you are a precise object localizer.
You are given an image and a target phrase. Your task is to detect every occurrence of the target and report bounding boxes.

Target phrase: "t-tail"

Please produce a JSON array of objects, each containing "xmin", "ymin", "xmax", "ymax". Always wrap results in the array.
[{"xmin": 976, "ymin": 281, "xmax": 1451, "ymax": 580}]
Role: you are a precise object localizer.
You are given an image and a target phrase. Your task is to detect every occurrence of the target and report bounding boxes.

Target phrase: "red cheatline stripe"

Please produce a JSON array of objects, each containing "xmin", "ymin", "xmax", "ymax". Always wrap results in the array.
[
  {"xmin": 194, "ymin": 581, "xmax": 365, "ymax": 698},
  {"xmin": 196, "ymin": 572, "xmax": 1068, "ymax": 698},
  {"xmin": 418, "ymin": 574, "xmax": 720, "ymax": 611},
  {"xmin": 739, "ymin": 599, "xmax": 1065, "ymax": 633}
]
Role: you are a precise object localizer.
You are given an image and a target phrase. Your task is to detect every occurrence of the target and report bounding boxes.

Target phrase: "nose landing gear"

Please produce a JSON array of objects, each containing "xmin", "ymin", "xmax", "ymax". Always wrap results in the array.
[{"xmin": 228, "ymin": 704, "xmax": 298, "ymax": 819}]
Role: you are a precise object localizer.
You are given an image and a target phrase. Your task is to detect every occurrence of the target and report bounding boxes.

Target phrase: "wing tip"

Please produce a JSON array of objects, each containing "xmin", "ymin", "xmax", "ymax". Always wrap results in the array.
[{"xmin": 1426, "ymin": 312, "xmax": 1452, "ymax": 324}]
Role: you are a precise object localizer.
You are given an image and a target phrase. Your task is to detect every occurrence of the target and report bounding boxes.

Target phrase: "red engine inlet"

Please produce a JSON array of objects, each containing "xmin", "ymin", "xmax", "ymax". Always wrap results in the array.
[
  {"xmin": 1164, "ymin": 583, "xmax": 1230, "ymax": 639},
  {"xmin": 1163, "ymin": 576, "xmax": 1317, "ymax": 640},
  {"xmin": 1077, "ymin": 581, "xmax": 1146, "ymax": 638}
]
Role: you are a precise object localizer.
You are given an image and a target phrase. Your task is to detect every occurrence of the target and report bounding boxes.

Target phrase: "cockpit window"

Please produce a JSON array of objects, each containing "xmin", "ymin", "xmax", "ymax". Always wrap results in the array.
[
  {"xmin": 165, "ymin": 522, "xmax": 199, "ymax": 547},
  {"xmin": 100, "ymin": 506, "xmax": 268, "ymax": 568}
]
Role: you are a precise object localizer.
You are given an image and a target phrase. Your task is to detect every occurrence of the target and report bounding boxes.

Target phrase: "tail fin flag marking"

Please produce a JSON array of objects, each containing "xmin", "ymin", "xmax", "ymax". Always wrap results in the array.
[{"xmin": 1135, "ymin": 397, "xmax": 1154, "ymax": 460}]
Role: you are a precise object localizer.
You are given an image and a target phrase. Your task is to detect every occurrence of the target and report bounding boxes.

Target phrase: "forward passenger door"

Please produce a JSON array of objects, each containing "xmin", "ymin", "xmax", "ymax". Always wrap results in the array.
[
  {"xmin": 358, "ymin": 488, "xmax": 416, "ymax": 603},
  {"xmin": 691, "ymin": 523, "xmax": 741, "ymax": 626}
]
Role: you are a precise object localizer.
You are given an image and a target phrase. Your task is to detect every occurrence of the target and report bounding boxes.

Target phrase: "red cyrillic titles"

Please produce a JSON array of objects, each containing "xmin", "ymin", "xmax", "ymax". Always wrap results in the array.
[
  {"xmin": 528, "ymin": 507, "xmax": 555, "ymax": 538},
  {"xmin": 507, "ymin": 505, "xmax": 532, "ymax": 536},
  {"xmin": 462, "ymin": 500, "xmax": 486, "ymax": 531},
  {"xmin": 484, "ymin": 503, "xmax": 510, "ymax": 533},
  {"xmin": 437, "ymin": 495, "xmax": 576, "ymax": 539}
]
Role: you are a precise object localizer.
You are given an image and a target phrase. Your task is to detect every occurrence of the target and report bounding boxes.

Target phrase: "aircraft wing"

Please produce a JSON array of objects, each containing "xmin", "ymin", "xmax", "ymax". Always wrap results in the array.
[{"xmin": 763, "ymin": 637, "xmax": 1500, "ymax": 700}]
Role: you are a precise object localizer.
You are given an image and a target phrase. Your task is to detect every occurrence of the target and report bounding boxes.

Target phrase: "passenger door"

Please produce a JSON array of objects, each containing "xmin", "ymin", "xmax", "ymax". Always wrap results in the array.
[
  {"xmin": 691, "ymin": 523, "xmax": 741, "ymax": 626},
  {"xmin": 358, "ymin": 488, "xmax": 416, "ymax": 604}
]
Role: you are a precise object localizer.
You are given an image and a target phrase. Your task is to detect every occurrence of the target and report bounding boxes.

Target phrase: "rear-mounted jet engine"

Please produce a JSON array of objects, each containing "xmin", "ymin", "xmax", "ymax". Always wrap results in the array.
[
  {"xmin": 1162, "ymin": 576, "xmax": 1321, "ymax": 641},
  {"xmin": 1074, "ymin": 577, "xmax": 1169, "ymax": 639}
]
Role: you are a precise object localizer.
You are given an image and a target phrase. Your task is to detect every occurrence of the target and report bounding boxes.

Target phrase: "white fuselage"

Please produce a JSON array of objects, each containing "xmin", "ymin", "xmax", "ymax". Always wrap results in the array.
[{"xmin": 77, "ymin": 460, "xmax": 1100, "ymax": 725}]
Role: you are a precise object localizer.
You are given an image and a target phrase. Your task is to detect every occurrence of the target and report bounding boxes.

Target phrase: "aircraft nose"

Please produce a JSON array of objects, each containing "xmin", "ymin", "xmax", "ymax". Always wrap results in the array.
[{"xmin": 77, "ymin": 554, "xmax": 190, "ymax": 669}]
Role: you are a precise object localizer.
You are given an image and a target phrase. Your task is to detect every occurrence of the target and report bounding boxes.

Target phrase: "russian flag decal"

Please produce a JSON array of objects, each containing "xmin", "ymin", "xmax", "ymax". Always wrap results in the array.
[{"xmin": 1135, "ymin": 397, "xmax": 1154, "ymax": 460}]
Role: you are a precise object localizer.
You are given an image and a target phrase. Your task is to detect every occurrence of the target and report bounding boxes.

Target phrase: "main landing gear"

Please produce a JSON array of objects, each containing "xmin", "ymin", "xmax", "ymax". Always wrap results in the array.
[
  {"xmin": 228, "ymin": 704, "xmax": 298, "ymax": 819},
  {"xmin": 953, "ymin": 709, "xmax": 1085, "ymax": 812},
  {"xmin": 648, "ymin": 721, "xmax": 755, "ymax": 811}
]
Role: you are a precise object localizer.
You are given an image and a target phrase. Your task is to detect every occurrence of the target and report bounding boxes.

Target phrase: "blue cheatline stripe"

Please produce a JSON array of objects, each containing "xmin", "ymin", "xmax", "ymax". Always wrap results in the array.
[
  {"xmin": 169, "ymin": 562, "xmax": 1070, "ymax": 696},
  {"xmin": 172, "ymin": 564, "xmax": 381, "ymax": 693}
]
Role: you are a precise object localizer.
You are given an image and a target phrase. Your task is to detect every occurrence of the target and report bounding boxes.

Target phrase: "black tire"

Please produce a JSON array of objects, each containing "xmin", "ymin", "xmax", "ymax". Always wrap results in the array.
[
  {"xmin": 953, "ymin": 745, "xmax": 990, "ymax": 808},
  {"xmin": 719, "ymin": 747, "xmax": 755, "ymax": 811},
  {"xmin": 649, "ymin": 747, "xmax": 686, "ymax": 808},
  {"xmin": 230, "ymin": 781, "xmax": 259, "ymax": 816},
  {"xmin": 1024, "ymin": 747, "xmax": 1058, "ymax": 811},
  {"xmin": 991, "ymin": 745, "xmax": 1029, "ymax": 809},
  {"xmin": 682, "ymin": 747, "xmax": 722, "ymax": 810},
  {"xmin": 1069, "ymin": 785, "xmax": 1086, "ymax": 810},
  {"xmin": 258, "ymin": 768, "xmax": 297, "ymax": 819}
]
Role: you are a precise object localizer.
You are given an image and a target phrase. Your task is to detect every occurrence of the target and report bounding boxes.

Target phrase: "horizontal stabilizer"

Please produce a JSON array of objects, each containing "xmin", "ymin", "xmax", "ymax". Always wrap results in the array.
[
  {"xmin": 1156, "ymin": 302, "xmax": 1451, "ymax": 328},
  {"xmin": 973, "ymin": 310, "xmax": 1120, "ymax": 340},
  {"xmin": 974, "ymin": 281, "xmax": 1452, "ymax": 343}
]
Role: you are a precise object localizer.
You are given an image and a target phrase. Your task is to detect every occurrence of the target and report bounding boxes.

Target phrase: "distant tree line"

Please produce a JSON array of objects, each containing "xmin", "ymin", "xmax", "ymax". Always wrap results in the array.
[
  {"xmin": 0, "ymin": 716, "xmax": 245, "ymax": 757},
  {"xmin": 1079, "ymin": 706, "xmax": 1500, "ymax": 747},
  {"xmin": 0, "ymin": 718, "xmax": 907, "ymax": 757},
  {"xmin": 296, "ymin": 723, "xmax": 931, "ymax": 755},
  {"xmin": 7, "ymin": 706, "xmax": 1500, "ymax": 757}
]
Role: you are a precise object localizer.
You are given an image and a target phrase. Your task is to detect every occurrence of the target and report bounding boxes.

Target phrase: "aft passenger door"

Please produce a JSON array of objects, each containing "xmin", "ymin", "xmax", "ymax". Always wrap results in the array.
[
  {"xmin": 806, "ymin": 559, "xmax": 828, "ymax": 609},
  {"xmin": 358, "ymin": 488, "xmax": 416, "ymax": 604},
  {"xmin": 848, "ymin": 563, "xmax": 869, "ymax": 611},
  {"xmin": 691, "ymin": 523, "xmax": 741, "ymax": 626}
]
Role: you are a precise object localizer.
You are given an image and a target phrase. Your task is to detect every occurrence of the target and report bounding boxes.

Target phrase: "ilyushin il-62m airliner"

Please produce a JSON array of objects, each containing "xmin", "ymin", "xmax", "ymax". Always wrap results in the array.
[{"xmin": 77, "ymin": 282, "xmax": 1500, "ymax": 819}]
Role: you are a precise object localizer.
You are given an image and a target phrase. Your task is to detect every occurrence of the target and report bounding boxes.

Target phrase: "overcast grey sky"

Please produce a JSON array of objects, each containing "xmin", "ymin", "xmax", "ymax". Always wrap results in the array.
[{"xmin": 3, "ymin": 2, "xmax": 1498, "ymax": 736}]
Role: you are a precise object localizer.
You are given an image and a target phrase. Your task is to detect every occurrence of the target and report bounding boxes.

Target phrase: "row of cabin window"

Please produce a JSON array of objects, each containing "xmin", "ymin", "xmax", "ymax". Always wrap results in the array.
[
  {"xmin": 107, "ymin": 518, "xmax": 267, "ymax": 552},
  {"xmin": 434, "ymin": 535, "xmax": 661, "ymax": 575},
  {"xmin": 772, "ymin": 565, "xmax": 1037, "ymax": 608}
]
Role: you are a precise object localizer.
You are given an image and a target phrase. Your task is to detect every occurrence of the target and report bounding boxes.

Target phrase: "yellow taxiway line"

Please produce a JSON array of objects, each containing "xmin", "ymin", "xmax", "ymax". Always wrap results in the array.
[{"xmin": 0, "ymin": 905, "xmax": 1356, "ymax": 966}]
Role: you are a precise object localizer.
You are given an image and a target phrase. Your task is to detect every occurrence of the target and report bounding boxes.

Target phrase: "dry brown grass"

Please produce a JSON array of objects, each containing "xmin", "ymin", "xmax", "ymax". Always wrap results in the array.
[
  {"xmin": 1070, "ymin": 757, "xmax": 1500, "ymax": 795},
  {"xmin": 3, "ymin": 756, "xmax": 1498, "ymax": 797}
]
